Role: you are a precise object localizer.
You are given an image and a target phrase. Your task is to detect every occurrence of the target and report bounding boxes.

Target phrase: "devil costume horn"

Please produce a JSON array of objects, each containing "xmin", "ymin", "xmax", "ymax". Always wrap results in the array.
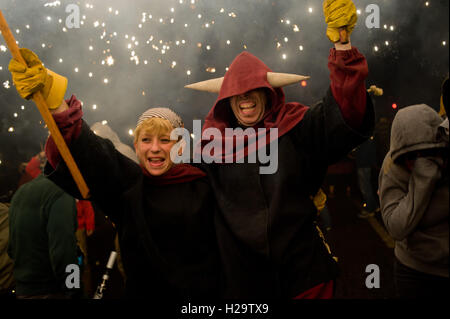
[{"xmin": 185, "ymin": 72, "xmax": 309, "ymax": 93}]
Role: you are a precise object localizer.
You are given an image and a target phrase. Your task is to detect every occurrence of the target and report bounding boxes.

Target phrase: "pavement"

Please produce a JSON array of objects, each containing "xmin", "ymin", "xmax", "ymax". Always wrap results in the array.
[{"xmin": 322, "ymin": 178, "xmax": 396, "ymax": 299}]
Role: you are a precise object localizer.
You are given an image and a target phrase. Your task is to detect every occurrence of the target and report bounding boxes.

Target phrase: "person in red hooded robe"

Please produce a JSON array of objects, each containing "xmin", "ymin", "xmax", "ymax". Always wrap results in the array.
[{"xmin": 184, "ymin": 0, "xmax": 374, "ymax": 298}]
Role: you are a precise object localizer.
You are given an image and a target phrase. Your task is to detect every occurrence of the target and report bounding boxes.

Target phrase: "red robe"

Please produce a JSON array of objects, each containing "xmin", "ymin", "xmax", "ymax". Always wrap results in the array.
[{"xmin": 198, "ymin": 47, "xmax": 372, "ymax": 298}]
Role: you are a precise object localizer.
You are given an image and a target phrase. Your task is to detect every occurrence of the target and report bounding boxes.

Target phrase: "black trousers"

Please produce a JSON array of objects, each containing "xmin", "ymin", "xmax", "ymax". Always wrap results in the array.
[{"xmin": 394, "ymin": 258, "xmax": 449, "ymax": 299}]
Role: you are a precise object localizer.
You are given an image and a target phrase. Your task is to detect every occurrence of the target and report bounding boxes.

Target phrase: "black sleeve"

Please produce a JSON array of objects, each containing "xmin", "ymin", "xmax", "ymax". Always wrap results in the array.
[
  {"xmin": 291, "ymin": 88, "xmax": 375, "ymax": 165},
  {"xmin": 44, "ymin": 120, "xmax": 142, "ymax": 220}
]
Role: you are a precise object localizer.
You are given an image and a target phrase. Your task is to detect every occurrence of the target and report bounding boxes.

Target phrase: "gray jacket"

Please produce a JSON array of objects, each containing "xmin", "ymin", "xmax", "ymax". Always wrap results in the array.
[{"xmin": 379, "ymin": 104, "xmax": 449, "ymax": 278}]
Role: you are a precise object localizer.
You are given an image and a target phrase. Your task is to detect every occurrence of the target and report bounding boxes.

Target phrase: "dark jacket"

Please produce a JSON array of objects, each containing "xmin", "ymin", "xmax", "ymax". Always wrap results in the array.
[
  {"xmin": 8, "ymin": 175, "xmax": 78, "ymax": 296},
  {"xmin": 379, "ymin": 104, "xmax": 449, "ymax": 278},
  {"xmin": 0, "ymin": 202, "xmax": 14, "ymax": 294},
  {"xmin": 202, "ymin": 90, "xmax": 374, "ymax": 298},
  {"xmin": 199, "ymin": 50, "xmax": 374, "ymax": 298},
  {"xmin": 355, "ymin": 137, "xmax": 377, "ymax": 168},
  {"xmin": 45, "ymin": 119, "xmax": 222, "ymax": 298}
]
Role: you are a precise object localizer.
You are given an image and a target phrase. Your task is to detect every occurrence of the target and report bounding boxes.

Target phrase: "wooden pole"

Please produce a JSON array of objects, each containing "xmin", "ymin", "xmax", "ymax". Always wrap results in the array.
[
  {"xmin": 339, "ymin": 27, "xmax": 349, "ymax": 44},
  {"xmin": 0, "ymin": 10, "xmax": 90, "ymax": 199}
]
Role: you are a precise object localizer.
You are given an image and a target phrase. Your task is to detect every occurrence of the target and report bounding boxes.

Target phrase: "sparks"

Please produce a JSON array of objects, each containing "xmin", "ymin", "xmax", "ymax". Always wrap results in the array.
[{"xmin": 106, "ymin": 56, "xmax": 115, "ymax": 66}]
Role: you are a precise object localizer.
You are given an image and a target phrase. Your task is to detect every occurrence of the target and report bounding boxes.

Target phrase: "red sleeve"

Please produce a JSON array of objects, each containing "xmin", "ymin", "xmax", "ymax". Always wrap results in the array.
[
  {"xmin": 44, "ymin": 95, "xmax": 84, "ymax": 169},
  {"xmin": 76, "ymin": 200, "xmax": 85, "ymax": 230},
  {"xmin": 82, "ymin": 201, "xmax": 95, "ymax": 231},
  {"xmin": 25, "ymin": 156, "xmax": 41, "ymax": 178},
  {"xmin": 76, "ymin": 200, "xmax": 95, "ymax": 231},
  {"xmin": 328, "ymin": 47, "xmax": 368, "ymax": 129}
]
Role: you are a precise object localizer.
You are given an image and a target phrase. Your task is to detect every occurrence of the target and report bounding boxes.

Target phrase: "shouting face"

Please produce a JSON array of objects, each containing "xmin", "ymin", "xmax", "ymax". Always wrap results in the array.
[
  {"xmin": 230, "ymin": 88, "xmax": 268, "ymax": 127},
  {"xmin": 134, "ymin": 131, "xmax": 176, "ymax": 176}
]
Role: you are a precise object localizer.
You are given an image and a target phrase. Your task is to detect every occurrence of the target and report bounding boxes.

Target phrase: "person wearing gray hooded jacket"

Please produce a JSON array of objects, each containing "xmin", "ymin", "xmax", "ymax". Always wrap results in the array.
[{"xmin": 379, "ymin": 104, "xmax": 449, "ymax": 298}]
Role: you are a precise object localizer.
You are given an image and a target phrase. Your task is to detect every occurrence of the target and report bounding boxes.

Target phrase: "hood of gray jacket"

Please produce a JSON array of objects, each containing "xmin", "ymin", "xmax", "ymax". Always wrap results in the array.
[{"xmin": 389, "ymin": 104, "xmax": 447, "ymax": 163}]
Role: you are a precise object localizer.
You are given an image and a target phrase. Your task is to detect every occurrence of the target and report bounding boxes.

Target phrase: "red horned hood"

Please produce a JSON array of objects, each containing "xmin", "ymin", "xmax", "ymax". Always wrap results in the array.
[
  {"xmin": 201, "ymin": 51, "xmax": 308, "ymax": 162},
  {"xmin": 217, "ymin": 51, "xmax": 279, "ymax": 104},
  {"xmin": 204, "ymin": 51, "xmax": 307, "ymax": 133}
]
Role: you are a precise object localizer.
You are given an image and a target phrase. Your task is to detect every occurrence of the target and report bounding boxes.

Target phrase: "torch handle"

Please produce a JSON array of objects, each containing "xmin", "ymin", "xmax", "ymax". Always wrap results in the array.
[
  {"xmin": 0, "ymin": 10, "xmax": 90, "ymax": 199},
  {"xmin": 338, "ymin": 27, "xmax": 349, "ymax": 44}
]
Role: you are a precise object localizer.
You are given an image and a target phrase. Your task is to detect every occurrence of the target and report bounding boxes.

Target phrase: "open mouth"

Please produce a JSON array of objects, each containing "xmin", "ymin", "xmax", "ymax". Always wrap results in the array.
[
  {"xmin": 147, "ymin": 157, "xmax": 165, "ymax": 168},
  {"xmin": 239, "ymin": 102, "xmax": 256, "ymax": 115}
]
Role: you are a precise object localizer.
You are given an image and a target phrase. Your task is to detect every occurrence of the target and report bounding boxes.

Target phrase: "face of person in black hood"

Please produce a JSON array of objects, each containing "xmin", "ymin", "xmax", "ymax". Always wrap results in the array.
[{"xmin": 230, "ymin": 88, "xmax": 267, "ymax": 127}]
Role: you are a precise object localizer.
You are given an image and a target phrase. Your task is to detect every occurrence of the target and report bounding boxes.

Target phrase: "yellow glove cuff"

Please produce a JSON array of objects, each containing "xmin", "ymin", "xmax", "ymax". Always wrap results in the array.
[{"xmin": 45, "ymin": 69, "xmax": 68, "ymax": 109}]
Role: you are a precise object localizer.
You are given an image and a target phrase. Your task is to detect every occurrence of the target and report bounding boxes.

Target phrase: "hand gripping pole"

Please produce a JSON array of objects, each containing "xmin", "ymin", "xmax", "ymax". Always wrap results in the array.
[{"xmin": 0, "ymin": 10, "xmax": 90, "ymax": 199}]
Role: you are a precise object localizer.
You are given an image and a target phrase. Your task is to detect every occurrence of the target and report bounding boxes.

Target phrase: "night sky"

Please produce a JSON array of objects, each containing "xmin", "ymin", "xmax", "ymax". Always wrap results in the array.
[{"xmin": 0, "ymin": 0, "xmax": 448, "ymax": 196}]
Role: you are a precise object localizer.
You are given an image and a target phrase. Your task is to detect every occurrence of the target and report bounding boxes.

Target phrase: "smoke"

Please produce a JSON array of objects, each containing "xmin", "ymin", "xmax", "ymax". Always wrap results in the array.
[{"xmin": 0, "ymin": 0, "xmax": 448, "ymax": 193}]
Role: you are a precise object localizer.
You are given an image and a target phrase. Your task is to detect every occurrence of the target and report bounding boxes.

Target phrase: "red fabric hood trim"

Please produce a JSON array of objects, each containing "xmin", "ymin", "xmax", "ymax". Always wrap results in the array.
[{"xmin": 141, "ymin": 163, "xmax": 206, "ymax": 185}]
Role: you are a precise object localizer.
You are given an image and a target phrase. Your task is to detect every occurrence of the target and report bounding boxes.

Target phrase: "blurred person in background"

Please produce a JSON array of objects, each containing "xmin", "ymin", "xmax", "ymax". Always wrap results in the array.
[
  {"xmin": 8, "ymin": 174, "xmax": 80, "ymax": 299},
  {"xmin": 379, "ymin": 104, "xmax": 448, "ymax": 298},
  {"xmin": 0, "ymin": 202, "xmax": 15, "ymax": 298}
]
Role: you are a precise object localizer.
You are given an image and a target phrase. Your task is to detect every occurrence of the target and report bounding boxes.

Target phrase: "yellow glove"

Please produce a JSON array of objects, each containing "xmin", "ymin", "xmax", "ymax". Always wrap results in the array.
[
  {"xmin": 9, "ymin": 48, "xmax": 67, "ymax": 109},
  {"xmin": 367, "ymin": 85, "xmax": 384, "ymax": 96},
  {"xmin": 323, "ymin": 0, "xmax": 358, "ymax": 43},
  {"xmin": 312, "ymin": 188, "xmax": 327, "ymax": 212}
]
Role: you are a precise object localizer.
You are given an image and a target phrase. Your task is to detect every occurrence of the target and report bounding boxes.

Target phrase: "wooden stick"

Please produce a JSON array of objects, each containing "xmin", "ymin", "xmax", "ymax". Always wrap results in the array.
[
  {"xmin": 0, "ymin": 10, "xmax": 90, "ymax": 199},
  {"xmin": 338, "ymin": 27, "xmax": 349, "ymax": 44}
]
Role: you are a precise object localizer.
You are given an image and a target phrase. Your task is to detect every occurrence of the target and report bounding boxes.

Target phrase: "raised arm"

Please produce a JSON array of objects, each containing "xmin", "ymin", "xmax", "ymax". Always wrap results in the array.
[
  {"xmin": 328, "ymin": 45, "xmax": 368, "ymax": 129},
  {"xmin": 9, "ymin": 48, "xmax": 142, "ymax": 209},
  {"xmin": 324, "ymin": 0, "xmax": 369, "ymax": 129},
  {"xmin": 43, "ymin": 96, "xmax": 142, "ymax": 205},
  {"xmin": 290, "ymin": 0, "xmax": 373, "ymax": 165}
]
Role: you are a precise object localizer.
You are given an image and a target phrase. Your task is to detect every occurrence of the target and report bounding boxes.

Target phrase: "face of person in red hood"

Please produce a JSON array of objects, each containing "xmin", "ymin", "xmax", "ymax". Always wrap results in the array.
[
  {"xmin": 229, "ymin": 88, "xmax": 268, "ymax": 127},
  {"xmin": 204, "ymin": 52, "xmax": 307, "ymax": 135}
]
